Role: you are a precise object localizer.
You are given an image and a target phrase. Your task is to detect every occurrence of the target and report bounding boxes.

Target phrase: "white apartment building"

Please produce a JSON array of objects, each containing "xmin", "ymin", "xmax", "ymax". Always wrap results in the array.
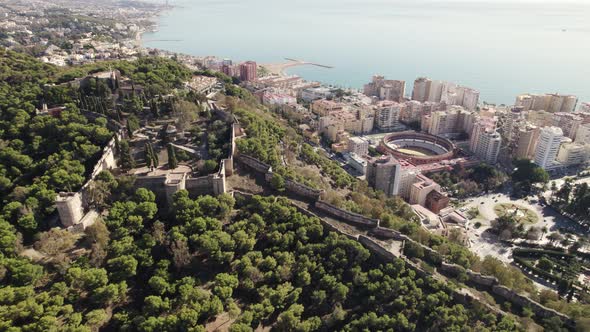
[
  {"xmin": 348, "ymin": 137, "xmax": 369, "ymax": 156},
  {"xmin": 557, "ymin": 142, "xmax": 589, "ymax": 167},
  {"xmin": 580, "ymin": 102, "xmax": 590, "ymax": 113},
  {"xmin": 301, "ymin": 87, "xmax": 335, "ymax": 102},
  {"xmin": 375, "ymin": 101, "xmax": 403, "ymax": 131},
  {"xmin": 472, "ymin": 130, "xmax": 502, "ymax": 164},
  {"xmin": 534, "ymin": 126, "xmax": 564, "ymax": 169}
]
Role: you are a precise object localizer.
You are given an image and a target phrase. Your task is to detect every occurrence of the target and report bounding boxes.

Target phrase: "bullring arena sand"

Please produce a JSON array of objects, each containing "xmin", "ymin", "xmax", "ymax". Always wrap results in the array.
[{"xmin": 396, "ymin": 147, "xmax": 437, "ymax": 157}]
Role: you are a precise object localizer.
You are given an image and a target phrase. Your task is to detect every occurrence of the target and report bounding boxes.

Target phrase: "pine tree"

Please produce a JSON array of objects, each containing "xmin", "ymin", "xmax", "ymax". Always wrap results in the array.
[{"xmin": 167, "ymin": 144, "xmax": 178, "ymax": 169}]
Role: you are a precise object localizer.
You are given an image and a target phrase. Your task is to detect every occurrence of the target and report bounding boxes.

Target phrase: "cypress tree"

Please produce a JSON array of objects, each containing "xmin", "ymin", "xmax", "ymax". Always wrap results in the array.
[
  {"xmin": 119, "ymin": 140, "xmax": 135, "ymax": 171},
  {"xmin": 144, "ymin": 143, "xmax": 152, "ymax": 168},
  {"xmin": 150, "ymin": 143, "xmax": 159, "ymax": 168},
  {"xmin": 167, "ymin": 144, "xmax": 178, "ymax": 169}
]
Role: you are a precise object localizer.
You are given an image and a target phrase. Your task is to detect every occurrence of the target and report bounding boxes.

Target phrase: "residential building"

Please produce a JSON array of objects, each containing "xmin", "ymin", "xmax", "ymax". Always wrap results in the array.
[
  {"xmin": 301, "ymin": 87, "xmax": 335, "ymax": 102},
  {"xmin": 425, "ymin": 190, "xmax": 451, "ymax": 214},
  {"xmin": 311, "ymin": 99, "xmax": 344, "ymax": 116},
  {"xmin": 526, "ymin": 109, "xmax": 553, "ymax": 127},
  {"xmin": 575, "ymin": 124, "xmax": 590, "ymax": 145},
  {"xmin": 514, "ymin": 124, "xmax": 540, "ymax": 159},
  {"xmin": 502, "ymin": 106, "xmax": 525, "ymax": 142},
  {"xmin": 364, "ymin": 75, "xmax": 405, "ymax": 102},
  {"xmin": 460, "ymin": 87, "xmax": 480, "ymax": 111},
  {"xmin": 472, "ymin": 129, "xmax": 502, "ymax": 164},
  {"xmin": 516, "ymin": 93, "xmax": 578, "ymax": 113},
  {"xmin": 366, "ymin": 155, "xmax": 401, "ymax": 196},
  {"xmin": 534, "ymin": 126, "xmax": 564, "ymax": 169},
  {"xmin": 400, "ymin": 100, "xmax": 424, "ymax": 123},
  {"xmin": 412, "ymin": 77, "xmax": 431, "ymax": 102},
  {"xmin": 375, "ymin": 101, "xmax": 403, "ymax": 131},
  {"xmin": 261, "ymin": 91, "xmax": 297, "ymax": 106},
  {"xmin": 428, "ymin": 106, "xmax": 471, "ymax": 136},
  {"xmin": 347, "ymin": 153, "xmax": 368, "ymax": 175},
  {"xmin": 239, "ymin": 61, "xmax": 257, "ymax": 82},
  {"xmin": 427, "ymin": 80, "xmax": 445, "ymax": 102},
  {"xmin": 221, "ymin": 64, "xmax": 238, "ymax": 77},
  {"xmin": 579, "ymin": 102, "xmax": 590, "ymax": 113},
  {"xmin": 425, "ymin": 80, "xmax": 479, "ymax": 111},
  {"xmin": 552, "ymin": 112, "xmax": 583, "ymax": 139},
  {"xmin": 398, "ymin": 167, "xmax": 420, "ymax": 200},
  {"xmin": 469, "ymin": 117, "xmax": 495, "ymax": 151},
  {"xmin": 410, "ymin": 174, "xmax": 441, "ymax": 206},
  {"xmin": 319, "ymin": 107, "xmax": 374, "ymax": 141},
  {"xmin": 348, "ymin": 137, "xmax": 369, "ymax": 156},
  {"xmin": 557, "ymin": 142, "xmax": 589, "ymax": 166}
]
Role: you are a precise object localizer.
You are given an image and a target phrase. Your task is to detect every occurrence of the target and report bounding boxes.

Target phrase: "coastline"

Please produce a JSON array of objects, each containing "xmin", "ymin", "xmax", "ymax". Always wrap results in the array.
[{"xmin": 138, "ymin": 1, "xmax": 590, "ymax": 106}]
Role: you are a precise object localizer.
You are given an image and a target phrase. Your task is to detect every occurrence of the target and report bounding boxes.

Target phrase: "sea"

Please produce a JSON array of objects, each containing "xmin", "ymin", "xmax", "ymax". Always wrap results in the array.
[{"xmin": 142, "ymin": 0, "xmax": 590, "ymax": 106}]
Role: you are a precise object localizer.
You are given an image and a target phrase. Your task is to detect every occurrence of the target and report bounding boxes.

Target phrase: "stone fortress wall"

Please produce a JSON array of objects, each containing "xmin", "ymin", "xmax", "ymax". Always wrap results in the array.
[
  {"xmin": 56, "ymin": 107, "xmax": 575, "ymax": 327},
  {"xmin": 314, "ymin": 201, "xmax": 378, "ymax": 227},
  {"xmin": 56, "ymin": 109, "xmax": 237, "ymax": 229},
  {"xmin": 234, "ymin": 152, "xmax": 575, "ymax": 328},
  {"xmin": 56, "ymin": 126, "xmax": 122, "ymax": 228}
]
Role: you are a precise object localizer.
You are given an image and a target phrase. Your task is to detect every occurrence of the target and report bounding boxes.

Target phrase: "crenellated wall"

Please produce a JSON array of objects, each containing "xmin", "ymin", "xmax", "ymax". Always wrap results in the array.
[
  {"xmin": 237, "ymin": 154, "xmax": 272, "ymax": 174},
  {"xmin": 315, "ymin": 201, "xmax": 378, "ymax": 227},
  {"xmin": 370, "ymin": 225, "xmax": 409, "ymax": 240},
  {"xmin": 284, "ymin": 178, "xmax": 323, "ymax": 201}
]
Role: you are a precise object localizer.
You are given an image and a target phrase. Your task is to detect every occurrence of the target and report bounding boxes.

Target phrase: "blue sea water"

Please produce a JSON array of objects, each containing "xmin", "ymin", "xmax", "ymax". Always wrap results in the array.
[{"xmin": 143, "ymin": 0, "xmax": 590, "ymax": 105}]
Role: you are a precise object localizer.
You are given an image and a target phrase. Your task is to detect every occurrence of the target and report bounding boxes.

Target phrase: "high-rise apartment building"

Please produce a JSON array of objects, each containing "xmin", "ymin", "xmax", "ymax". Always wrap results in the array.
[
  {"xmin": 552, "ymin": 112, "xmax": 583, "ymax": 139},
  {"xmin": 412, "ymin": 77, "xmax": 432, "ymax": 102},
  {"xmin": 534, "ymin": 126, "xmax": 564, "ymax": 169},
  {"xmin": 363, "ymin": 76, "xmax": 406, "ymax": 102},
  {"xmin": 239, "ymin": 61, "xmax": 258, "ymax": 82},
  {"xmin": 375, "ymin": 101, "xmax": 403, "ymax": 131},
  {"xmin": 366, "ymin": 155, "xmax": 401, "ymax": 196},
  {"xmin": 428, "ymin": 106, "xmax": 472, "ymax": 136},
  {"xmin": 473, "ymin": 129, "xmax": 502, "ymax": 164},
  {"xmin": 514, "ymin": 124, "xmax": 540, "ymax": 160},
  {"xmin": 516, "ymin": 93, "xmax": 578, "ymax": 113}
]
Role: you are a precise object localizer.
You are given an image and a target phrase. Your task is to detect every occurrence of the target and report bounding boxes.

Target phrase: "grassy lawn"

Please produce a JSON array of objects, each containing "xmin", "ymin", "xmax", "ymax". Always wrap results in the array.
[{"xmin": 494, "ymin": 203, "xmax": 538, "ymax": 224}]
